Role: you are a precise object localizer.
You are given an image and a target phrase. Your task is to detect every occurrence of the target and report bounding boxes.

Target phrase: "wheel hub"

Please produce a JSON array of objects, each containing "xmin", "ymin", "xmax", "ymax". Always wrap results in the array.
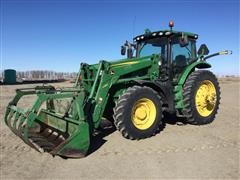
[
  {"xmin": 131, "ymin": 98, "xmax": 157, "ymax": 130},
  {"xmin": 195, "ymin": 80, "xmax": 217, "ymax": 117},
  {"xmin": 135, "ymin": 106, "xmax": 147, "ymax": 120}
]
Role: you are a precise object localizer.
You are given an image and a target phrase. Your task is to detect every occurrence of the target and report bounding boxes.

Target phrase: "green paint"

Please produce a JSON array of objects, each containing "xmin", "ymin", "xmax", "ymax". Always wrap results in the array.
[
  {"xmin": 4, "ymin": 26, "xmax": 219, "ymax": 158},
  {"xmin": 177, "ymin": 61, "xmax": 211, "ymax": 85},
  {"xmin": 174, "ymin": 61, "xmax": 211, "ymax": 109},
  {"xmin": 4, "ymin": 54, "xmax": 160, "ymax": 157}
]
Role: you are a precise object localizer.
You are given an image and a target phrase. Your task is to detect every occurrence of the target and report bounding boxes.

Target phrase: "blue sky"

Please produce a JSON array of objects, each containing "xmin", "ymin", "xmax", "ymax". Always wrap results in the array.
[{"xmin": 1, "ymin": 0, "xmax": 239, "ymax": 75}]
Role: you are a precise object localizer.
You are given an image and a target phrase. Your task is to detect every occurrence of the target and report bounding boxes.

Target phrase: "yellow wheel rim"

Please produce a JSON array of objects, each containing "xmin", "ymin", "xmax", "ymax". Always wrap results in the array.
[
  {"xmin": 131, "ymin": 98, "xmax": 157, "ymax": 130},
  {"xmin": 195, "ymin": 80, "xmax": 217, "ymax": 117}
]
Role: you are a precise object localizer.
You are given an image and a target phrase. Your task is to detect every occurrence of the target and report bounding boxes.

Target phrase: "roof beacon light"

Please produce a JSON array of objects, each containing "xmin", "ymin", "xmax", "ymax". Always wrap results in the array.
[{"xmin": 169, "ymin": 20, "xmax": 174, "ymax": 31}]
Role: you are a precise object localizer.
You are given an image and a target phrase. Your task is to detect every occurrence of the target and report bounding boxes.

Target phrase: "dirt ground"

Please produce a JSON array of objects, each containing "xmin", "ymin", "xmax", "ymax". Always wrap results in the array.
[{"xmin": 0, "ymin": 79, "xmax": 239, "ymax": 179}]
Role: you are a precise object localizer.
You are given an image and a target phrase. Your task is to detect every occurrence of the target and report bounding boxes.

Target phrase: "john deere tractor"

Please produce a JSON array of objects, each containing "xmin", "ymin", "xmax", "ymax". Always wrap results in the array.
[{"xmin": 4, "ymin": 21, "xmax": 231, "ymax": 158}]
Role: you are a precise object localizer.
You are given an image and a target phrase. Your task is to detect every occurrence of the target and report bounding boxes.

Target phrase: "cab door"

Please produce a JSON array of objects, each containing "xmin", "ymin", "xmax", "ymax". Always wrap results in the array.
[
  {"xmin": 158, "ymin": 37, "xmax": 169, "ymax": 81},
  {"xmin": 171, "ymin": 38, "xmax": 197, "ymax": 82}
]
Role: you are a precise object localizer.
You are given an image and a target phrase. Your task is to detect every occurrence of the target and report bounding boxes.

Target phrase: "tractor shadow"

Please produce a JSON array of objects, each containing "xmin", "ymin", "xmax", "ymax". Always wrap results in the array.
[
  {"xmin": 88, "ymin": 113, "xmax": 187, "ymax": 156},
  {"xmin": 88, "ymin": 119, "xmax": 116, "ymax": 155},
  {"xmin": 162, "ymin": 112, "xmax": 187, "ymax": 126}
]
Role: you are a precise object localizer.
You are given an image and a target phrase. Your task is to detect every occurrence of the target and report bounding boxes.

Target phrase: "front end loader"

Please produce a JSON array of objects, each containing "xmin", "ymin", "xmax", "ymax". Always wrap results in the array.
[
  {"xmin": 5, "ymin": 85, "xmax": 90, "ymax": 157},
  {"xmin": 4, "ymin": 21, "xmax": 231, "ymax": 158}
]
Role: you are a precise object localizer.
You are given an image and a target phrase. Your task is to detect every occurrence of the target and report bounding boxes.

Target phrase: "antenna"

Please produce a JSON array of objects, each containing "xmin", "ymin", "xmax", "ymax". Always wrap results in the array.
[{"xmin": 132, "ymin": 16, "xmax": 136, "ymax": 41}]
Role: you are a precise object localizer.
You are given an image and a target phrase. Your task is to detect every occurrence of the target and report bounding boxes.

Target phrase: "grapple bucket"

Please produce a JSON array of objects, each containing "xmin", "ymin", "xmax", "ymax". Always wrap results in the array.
[{"xmin": 4, "ymin": 86, "xmax": 90, "ymax": 158}]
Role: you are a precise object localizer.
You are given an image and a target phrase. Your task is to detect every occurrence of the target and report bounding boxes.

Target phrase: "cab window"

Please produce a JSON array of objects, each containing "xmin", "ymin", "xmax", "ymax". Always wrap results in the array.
[{"xmin": 171, "ymin": 38, "xmax": 196, "ymax": 67}]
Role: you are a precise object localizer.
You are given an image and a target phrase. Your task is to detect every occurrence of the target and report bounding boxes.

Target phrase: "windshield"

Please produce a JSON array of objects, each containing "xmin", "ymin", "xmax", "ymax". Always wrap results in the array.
[{"xmin": 138, "ymin": 37, "xmax": 168, "ymax": 58}]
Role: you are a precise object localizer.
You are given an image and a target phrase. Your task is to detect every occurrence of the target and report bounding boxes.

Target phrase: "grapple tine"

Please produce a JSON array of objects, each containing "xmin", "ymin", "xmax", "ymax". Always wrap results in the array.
[
  {"xmin": 4, "ymin": 87, "xmax": 91, "ymax": 158},
  {"xmin": 9, "ymin": 111, "xmax": 20, "ymax": 136},
  {"xmin": 5, "ymin": 108, "xmax": 15, "ymax": 127},
  {"xmin": 13, "ymin": 112, "xmax": 21, "ymax": 131},
  {"xmin": 17, "ymin": 114, "xmax": 27, "ymax": 137},
  {"xmin": 40, "ymin": 128, "xmax": 54, "ymax": 138}
]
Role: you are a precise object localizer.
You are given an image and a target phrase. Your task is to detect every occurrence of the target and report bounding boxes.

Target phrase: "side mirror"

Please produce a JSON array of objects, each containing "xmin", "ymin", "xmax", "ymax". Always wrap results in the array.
[
  {"xmin": 179, "ymin": 36, "xmax": 189, "ymax": 47},
  {"xmin": 127, "ymin": 48, "xmax": 133, "ymax": 59},
  {"xmin": 121, "ymin": 46, "xmax": 126, "ymax": 55},
  {"xmin": 198, "ymin": 44, "xmax": 209, "ymax": 56}
]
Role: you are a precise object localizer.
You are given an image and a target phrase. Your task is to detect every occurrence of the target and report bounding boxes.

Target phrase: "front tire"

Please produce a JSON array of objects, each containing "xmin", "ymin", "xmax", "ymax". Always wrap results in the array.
[
  {"xmin": 183, "ymin": 70, "xmax": 220, "ymax": 125},
  {"xmin": 113, "ymin": 86, "xmax": 163, "ymax": 140}
]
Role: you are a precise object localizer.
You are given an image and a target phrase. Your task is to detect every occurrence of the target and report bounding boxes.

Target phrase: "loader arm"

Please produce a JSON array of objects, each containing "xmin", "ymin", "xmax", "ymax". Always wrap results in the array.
[
  {"xmin": 85, "ymin": 54, "xmax": 160, "ymax": 128},
  {"xmin": 4, "ymin": 54, "xmax": 159, "ymax": 158}
]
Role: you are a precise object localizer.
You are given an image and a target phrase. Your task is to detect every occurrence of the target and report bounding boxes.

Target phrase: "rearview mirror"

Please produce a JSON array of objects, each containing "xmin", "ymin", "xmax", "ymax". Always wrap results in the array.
[
  {"xmin": 127, "ymin": 48, "xmax": 133, "ymax": 59},
  {"xmin": 121, "ymin": 46, "xmax": 126, "ymax": 55},
  {"xmin": 198, "ymin": 44, "xmax": 209, "ymax": 56},
  {"xmin": 179, "ymin": 36, "xmax": 189, "ymax": 47}
]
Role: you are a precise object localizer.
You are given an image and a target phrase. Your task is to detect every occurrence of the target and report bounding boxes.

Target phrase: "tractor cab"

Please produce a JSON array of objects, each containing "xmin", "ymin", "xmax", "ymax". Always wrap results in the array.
[
  {"xmin": 122, "ymin": 21, "xmax": 199, "ymax": 82},
  {"xmin": 135, "ymin": 23, "xmax": 198, "ymax": 82}
]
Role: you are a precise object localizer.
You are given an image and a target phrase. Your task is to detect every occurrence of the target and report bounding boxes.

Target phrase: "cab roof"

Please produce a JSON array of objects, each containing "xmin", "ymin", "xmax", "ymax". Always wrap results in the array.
[{"xmin": 134, "ymin": 29, "xmax": 198, "ymax": 42}]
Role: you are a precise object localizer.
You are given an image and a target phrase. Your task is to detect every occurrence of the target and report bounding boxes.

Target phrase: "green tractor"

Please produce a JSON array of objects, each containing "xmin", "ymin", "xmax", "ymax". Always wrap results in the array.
[{"xmin": 4, "ymin": 21, "xmax": 231, "ymax": 158}]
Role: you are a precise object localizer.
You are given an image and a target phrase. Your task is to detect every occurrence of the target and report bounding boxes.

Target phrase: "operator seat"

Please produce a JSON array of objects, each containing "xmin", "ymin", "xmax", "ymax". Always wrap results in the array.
[
  {"xmin": 175, "ymin": 55, "xmax": 187, "ymax": 67},
  {"xmin": 173, "ymin": 55, "xmax": 188, "ymax": 76}
]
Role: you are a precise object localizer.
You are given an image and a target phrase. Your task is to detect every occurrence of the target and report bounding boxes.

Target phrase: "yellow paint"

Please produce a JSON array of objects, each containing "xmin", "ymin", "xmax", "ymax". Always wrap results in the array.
[
  {"xmin": 195, "ymin": 80, "xmax": 217, "ymax": 117},
  {"xmin": 219, "ymin": 51, "xmax": 227, "ymax": 55},
  {"xmin": 102, "ymin": 83, "xmax": 108, "ymax": 88},
  {"xmin": 131, "ymin": 98, "xmax": 156, "ymax": 130},
  {"xmin": 111, "ymin": 61, "xmax": 139, "ymax": 67}
]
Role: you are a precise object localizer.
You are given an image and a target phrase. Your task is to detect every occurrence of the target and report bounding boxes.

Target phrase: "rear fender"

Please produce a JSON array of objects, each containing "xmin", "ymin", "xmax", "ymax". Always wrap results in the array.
[
  {"xmin": 178, "ymin": 61, "xmax": 211, "ymax": 86},
  {"xmin": 174, "ymin": 61, "xmax": 211, "ymax": 110}
]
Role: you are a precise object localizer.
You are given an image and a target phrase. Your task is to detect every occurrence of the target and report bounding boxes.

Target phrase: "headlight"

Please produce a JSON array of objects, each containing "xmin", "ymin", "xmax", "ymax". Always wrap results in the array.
[{"xmin": 165, "ymin": 31, "xmax": 171, "ymax": 35}]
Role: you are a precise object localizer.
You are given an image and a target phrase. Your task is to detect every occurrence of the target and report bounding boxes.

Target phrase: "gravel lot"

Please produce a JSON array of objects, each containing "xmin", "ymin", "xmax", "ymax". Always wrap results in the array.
[{"xmin": 0, "ymin": 79, "xmax": 239, "ymax": 179}]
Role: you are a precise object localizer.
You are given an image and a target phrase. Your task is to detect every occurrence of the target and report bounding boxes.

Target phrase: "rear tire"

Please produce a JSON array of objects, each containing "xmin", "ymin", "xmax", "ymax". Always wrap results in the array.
[
  {"xmin": 183, "ymin": 70, "xmax": 220, "ymax": 125},
  {"xmin": 113, "ymin": 86, "xmax": 163, "ymax": 140}
]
